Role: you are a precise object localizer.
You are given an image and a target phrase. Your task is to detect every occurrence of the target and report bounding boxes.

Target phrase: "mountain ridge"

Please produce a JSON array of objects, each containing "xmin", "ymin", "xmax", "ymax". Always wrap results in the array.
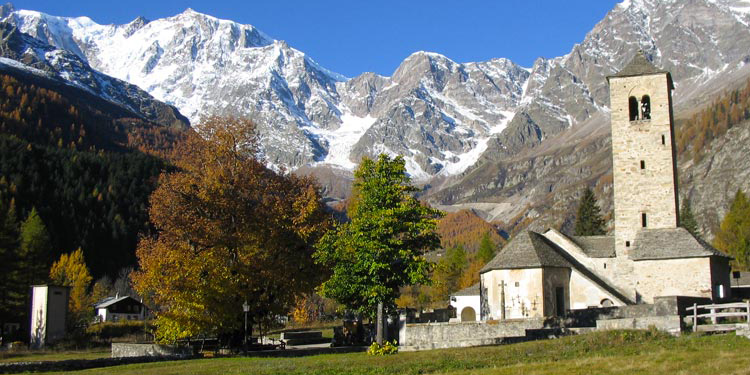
[{"xmin": 1, "ymin": 1, "xmax": 750, "ymax": 239}]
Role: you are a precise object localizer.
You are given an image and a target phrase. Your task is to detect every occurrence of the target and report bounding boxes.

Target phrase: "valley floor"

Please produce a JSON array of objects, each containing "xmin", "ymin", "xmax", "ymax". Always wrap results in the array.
[{"xmin": 39, "ymin": 330, "xmax": 750, "ymax": 375}]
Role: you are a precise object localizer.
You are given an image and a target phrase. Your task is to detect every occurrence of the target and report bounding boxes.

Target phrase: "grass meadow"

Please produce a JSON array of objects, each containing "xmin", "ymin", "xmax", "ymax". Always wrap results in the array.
[{"xmin": 18, "ymin": 330, "xmax": 750, "ymax": 375}]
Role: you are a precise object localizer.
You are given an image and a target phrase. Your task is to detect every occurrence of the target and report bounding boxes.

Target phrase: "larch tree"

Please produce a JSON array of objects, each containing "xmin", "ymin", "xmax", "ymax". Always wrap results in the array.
[
  {"xmin": 714, "ymin": 190, "xmax": 750, "ymax": 270},
  {"xmin": 314, "ymin": 154, "xmax": 442, "ymax": 341},
  {"xmin": 573, "ymin": 187, "xmax": 606, "ymax": 236},
  {"xmin": 132, "ymin": 117, "xmax": 330, "ymax": 344},
  {"xmin": 18, "ymin": 207, "xmax": 52, "ymax": 287},
  {"xmin": 430, "ymin": 244, "xmax": 467, "ymax": 304},
  {"xmin": 477, "ymin": 231, "xmax": 497, "ymax": 264},
  {"xmin": 49, "ymin": 248, "xmax": 93, "ymax": 325}
]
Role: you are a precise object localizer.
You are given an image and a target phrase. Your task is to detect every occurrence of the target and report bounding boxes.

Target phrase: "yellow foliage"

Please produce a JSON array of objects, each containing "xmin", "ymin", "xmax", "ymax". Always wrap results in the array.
[
  {"xmin": 458, "ymin": 259, "xmax": 484, "ymax": 290},
  {"xmin": 49, "ymin": 248, "xmax": 93, "ymax": 323},
  {"xmin": 132, "ymin": 117, "xmax": 331, "ymax": 342}
]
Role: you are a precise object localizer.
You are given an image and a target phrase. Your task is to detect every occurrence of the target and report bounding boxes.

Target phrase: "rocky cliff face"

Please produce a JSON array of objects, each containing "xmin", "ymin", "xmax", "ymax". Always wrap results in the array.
[{"xmin": 1, "ymin": 1, "xmax": 748, "ymax": 237}]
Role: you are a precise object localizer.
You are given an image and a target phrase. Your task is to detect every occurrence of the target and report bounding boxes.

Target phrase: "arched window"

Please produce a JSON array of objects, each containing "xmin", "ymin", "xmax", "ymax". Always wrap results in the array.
[
  {"xmin": 629, "ymin": 96, "xmax": 639, "ymax": 121},
  {"xmin": 641, "ymin": 95, "xmax": 651, "ymax": 120}
]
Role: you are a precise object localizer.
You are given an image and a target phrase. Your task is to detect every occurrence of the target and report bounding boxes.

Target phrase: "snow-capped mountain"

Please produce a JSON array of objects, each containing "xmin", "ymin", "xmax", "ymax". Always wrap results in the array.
[
  {"xmin": 1, "ymin": 0, "xmax": 750, "ymax": 228},
  {"xmin": 0, "ymin": 21, "xmax": 189, "ymax": 129},
  {"xmin": 0, "ymin": 4, "xmax": 530, "ymax": 177}
]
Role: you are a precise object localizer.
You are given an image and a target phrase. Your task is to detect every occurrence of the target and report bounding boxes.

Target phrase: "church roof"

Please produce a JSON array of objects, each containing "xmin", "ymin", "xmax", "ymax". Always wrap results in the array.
[
  {"xmin": 630, "ymin": 227, "xmax": 732, "ymax": 261},
  {"xmin": 452, "ymin": 283, "xmax": 480, "ymax": 297},
  {"xmin": 611, "ymin": 50, "xmax": 665, "ymax": 77},
  {"xmin": 607, "ymin": 50, "xmax": 674, "ymax": 88},
  {"xmin": 480, "ymin": 231, "xmax": 570, "ymax": 273},
  {"xmin": 571, "ymin": 235, "xmax": 616, "ymax": 258}
]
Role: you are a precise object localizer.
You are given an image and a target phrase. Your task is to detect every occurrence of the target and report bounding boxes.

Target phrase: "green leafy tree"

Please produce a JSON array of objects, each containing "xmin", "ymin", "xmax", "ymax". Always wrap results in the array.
[
  {"xmin": 18, "ymin": 207, "xmax": 52, "ymax": 287},
  {"xmin": 573, "ymin": 187, "xmax": 606, "ymax": 236},
  {"xmin": 477, "ymin": 231, "xmax": 497, "ymax": 264},
  {"xmin": 315, "ymin": 154, "xmax": 442, "ymax": 319},
  {"xmin": 680, "ymin": 198, "xmax": 700, "ymax": 238},
  {"xmin": 714, "ymin": 190, "xmax": 750, "ymax": 270}
]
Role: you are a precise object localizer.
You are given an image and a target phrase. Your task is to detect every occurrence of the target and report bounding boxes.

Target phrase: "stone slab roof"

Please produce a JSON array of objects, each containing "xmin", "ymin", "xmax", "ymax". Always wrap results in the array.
[
  {"xmin": 607, "ymin": 50, "xmax": 674, "ymax": 89},
  {"xmin": 571, "ymin": 235, "xmax": 616, "ymax": 258},
  {"xmin": 452, "ymin": 283, "xmax": 480, "ymax": 296},
  {"xmin": 480, "ymin": 231, "xmax": 570, "ymax": 273},
  {"xmin": 611, "ymin": 50, "xmax": 665, "ymax": 77},
  {"xmin": 732, "ymin": 271, "xmax": 750, "ymax": 287},
  {"xmin": 630, "ymin": 227, "xmax": 732, "ymax": 261}
]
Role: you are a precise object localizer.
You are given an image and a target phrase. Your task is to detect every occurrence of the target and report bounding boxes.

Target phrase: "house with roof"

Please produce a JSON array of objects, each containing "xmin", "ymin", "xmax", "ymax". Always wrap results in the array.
[
  {"xmin": 473, "ymin": 51, "xmax": 732, "ymax": 321},
  {"xmin": 95, "ymin": 295, "xmax": 146, "ymax": 322},
  {"xmin": 449, "ymin": 283, "xmax": 480, "ymax": 322}
]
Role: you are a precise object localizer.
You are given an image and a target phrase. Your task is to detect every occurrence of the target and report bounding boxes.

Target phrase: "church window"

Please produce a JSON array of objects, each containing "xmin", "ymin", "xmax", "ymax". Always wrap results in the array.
[
  {"xmin": 640, "ymin": 160, "xmax": 645, "ymax": 169},
  {"xmin": 515, "ymin": 282, "xmax": 520, "ymax": 287},
  {"xmin": 661, "ymin": 134, "xmax": 666, "ymax": 145},
  {"xmin": 626, "ymin": 241, "xmax": 631, "ymax": 247},
  {"xmin": 640, "ymin": 95, "xmax": 651, "ymax": 120},
  {"xmin": 642, "ymin": 213, "xmax": 648, "ymax": 227},
  {"xmin": 603, "ymin": 263, "xmax": 607, "ymax": 269},
  {"xmin": 629, "ymin": 96, "xmax": 639, "ymax": 121}
]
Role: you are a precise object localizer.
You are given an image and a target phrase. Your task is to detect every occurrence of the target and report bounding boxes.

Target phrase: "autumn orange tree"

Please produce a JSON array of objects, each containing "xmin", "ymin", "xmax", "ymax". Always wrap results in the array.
[{"xmin": 132, "ymin": 117, "xmax": 330, "ymax": 344}]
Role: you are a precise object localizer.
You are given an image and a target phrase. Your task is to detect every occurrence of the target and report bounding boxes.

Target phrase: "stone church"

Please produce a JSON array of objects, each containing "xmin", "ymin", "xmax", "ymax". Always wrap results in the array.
[{"xmin": 457, "ymin": 51, "xmax": 732, "ymax": 322}]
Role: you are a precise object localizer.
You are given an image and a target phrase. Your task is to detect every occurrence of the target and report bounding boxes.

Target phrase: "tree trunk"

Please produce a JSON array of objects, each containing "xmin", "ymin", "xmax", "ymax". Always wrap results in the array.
[{"xmin": 376, "ymin": 301, "xmax": 383, "ymax": 345}]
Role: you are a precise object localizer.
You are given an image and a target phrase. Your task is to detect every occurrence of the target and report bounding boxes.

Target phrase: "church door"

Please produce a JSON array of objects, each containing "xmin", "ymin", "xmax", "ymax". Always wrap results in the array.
[{"xmin": 555, "ymin": 287, "xmax": 565, "ymax": 317}]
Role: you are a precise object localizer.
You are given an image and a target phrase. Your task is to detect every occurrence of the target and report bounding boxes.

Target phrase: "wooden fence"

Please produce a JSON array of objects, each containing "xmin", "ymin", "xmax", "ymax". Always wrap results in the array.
[{"xmin": 686, "ymin": 301, "xmax": 750, "ymax": 333}]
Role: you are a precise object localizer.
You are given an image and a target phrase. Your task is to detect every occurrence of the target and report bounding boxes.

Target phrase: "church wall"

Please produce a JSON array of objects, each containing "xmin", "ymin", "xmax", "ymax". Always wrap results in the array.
[
  {"xmin": 542, "ymin": 268, "xmax": 570, "ymax": 316},
  {"xmin": 568, "ymin": 269, "xmax": 626, "ymax": 309},
  {"xmin": 542, "ymin": 229, "xmax": 634, "ymax": 301},
  {"xmin": 480, "ymin": 268, "xmax": 543, "ymax": 320},
  {"xmin": 609, "ymin": 74, "xmax": 678, "ymax": 259},
  {"xmin": 634, "ymin": 257, "xmax": 713, "ymax": 303}
]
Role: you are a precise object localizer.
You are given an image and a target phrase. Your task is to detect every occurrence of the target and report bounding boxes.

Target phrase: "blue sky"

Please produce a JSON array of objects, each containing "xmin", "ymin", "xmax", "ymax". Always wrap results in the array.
[{"xmin": 13, "ymin": 0, "xmax": 621, "ymax": 77}]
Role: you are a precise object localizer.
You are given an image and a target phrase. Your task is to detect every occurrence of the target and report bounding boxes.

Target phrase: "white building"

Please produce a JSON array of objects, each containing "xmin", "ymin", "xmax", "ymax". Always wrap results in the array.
[
  {"xmin": 30, "ymin": 285, "xmax": 69, "ymax": 348},
  {"xmin": 450, "ymin": 283, "xmax": 480, "ymax": 322},
  {"xmin": 95, "ymin": 296, "xmax": 146, "ymax": 322}
]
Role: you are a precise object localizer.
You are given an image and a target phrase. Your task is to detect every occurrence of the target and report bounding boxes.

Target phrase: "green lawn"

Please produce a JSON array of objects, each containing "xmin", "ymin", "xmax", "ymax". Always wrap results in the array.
[
  {"xmin": 33, "ymin": 330, "xmax": 750, "ymax": 374},
  {"xmin": 0, "ymin": 348, "xmax": 110, "ymax": 363}
]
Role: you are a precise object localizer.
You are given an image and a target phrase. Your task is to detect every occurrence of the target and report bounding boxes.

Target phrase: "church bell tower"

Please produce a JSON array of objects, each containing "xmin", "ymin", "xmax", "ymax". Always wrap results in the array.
[{"xmin": 607, "ymin": 51, "xmax": 679, "ymax": 258}]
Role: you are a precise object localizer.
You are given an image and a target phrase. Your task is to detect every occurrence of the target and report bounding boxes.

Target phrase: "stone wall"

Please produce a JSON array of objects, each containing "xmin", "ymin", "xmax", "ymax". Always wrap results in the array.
[
  {"xmin": 399, "ymin": 318, "xmax": 545, "ymax": 351},
  {"xmin": 567, "ymin": 295, "xmax": 711, "ymax": 335},
  {"xmin": 543, "ymin": 229, "xmax": 632, "ymax": 305},
  {"xmin": 634, "ymin": 258, "xmax": 713, "ymax": 303},
  {"xmin": 111, "ymin": 343, "xmax": 194, "ymax": 358},
  {"xmin": 609, "ymin": 73, "xmax": 679, "ymax": 264}
]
